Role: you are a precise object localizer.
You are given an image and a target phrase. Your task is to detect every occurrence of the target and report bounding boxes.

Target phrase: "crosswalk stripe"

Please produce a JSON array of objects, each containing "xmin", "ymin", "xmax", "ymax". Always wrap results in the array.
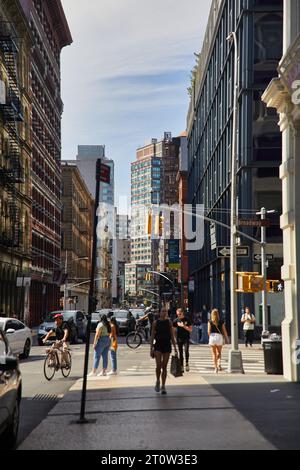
[{"xmin": 119, "ymin": 345, "xmax": 266, "ymax": 376}]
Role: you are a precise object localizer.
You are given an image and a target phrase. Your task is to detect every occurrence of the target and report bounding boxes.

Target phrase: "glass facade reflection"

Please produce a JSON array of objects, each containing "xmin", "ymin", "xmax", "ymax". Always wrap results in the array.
[{"xmin": 187, "ymin": 0, "xmax": 283, "ymax": 325}]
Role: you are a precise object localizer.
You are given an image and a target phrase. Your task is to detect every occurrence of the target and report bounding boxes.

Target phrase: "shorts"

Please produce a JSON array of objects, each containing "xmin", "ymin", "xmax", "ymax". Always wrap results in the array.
[
  {"xmin": 154, "ymin": 341, "xmax": 172, "ymax": 354},
  {"xmin": 209, "ymin": 333, "xmax": 224, "ymax": 347}
]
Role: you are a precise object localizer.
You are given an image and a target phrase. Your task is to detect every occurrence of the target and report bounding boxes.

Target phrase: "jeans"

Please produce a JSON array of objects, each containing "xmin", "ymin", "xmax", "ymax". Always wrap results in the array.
[
  {"xmin": 110, "ymin": 349, "xmax": 117, "ymax": 371},
  {"xmin": 244, "ymin": 330, "xmax": 254, "ymax": 346},
  {"xmin": 178, "ymin": 340, "xmax": 190, "ymax": 366},
  {"xmin": 94, "ymin": 336, "xmax": 111, "ymax": 370},
  {"xmin": 200, "ymin": 323, "xmax": 209, "ymax": 344}
]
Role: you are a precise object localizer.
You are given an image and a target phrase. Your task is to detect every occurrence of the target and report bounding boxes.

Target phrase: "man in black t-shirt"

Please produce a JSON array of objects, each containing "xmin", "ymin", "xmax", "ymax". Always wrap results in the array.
[
  {"xmin": 173, "ymin": 308, "xmax": 192, "ymax": 373},
  {"xmin": 43, "ymin": 314, "xmax": 70, "ymax": 367}
]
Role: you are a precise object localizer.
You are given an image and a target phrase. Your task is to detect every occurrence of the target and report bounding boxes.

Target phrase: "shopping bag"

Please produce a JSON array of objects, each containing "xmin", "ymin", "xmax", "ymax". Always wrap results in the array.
[{"xmin": 170, "ymin": 354, "xmax": 183, "ymax": 378}]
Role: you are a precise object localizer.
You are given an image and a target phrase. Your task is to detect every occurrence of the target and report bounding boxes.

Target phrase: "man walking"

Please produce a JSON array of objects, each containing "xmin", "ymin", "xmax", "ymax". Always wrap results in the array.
[
  {"xmin": 173, "ymin": 308, "xmax": 192, "ymax": 373},
  {"xmin": 200, "ymin": 304, "xmax": 210, "ymax": 344}
]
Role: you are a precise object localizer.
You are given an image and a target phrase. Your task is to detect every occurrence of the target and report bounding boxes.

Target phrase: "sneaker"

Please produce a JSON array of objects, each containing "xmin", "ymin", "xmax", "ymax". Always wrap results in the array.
[
  {"xmin": 181, "ymin": 366, "xmax": 185, "ymax": 374},
  {"xmin": 107, "ymin": 370, "xmax": 117, "ymax": 376},
  {"xmin": 161, "ymin": 386, "xmax": 167, "ymax": 395},
  {"xmin": 97, "ymin": 370, "xmax": 107, "ymax": 377},
  {"xmin": 186, "ymin": 364, "xmax": 190, "ymax": 372},
  {"xmin": 218, "ymin": 365, "xmax": 222, "ymax": 372},
  {"xmin": 214, "ymin": 368, "xmax": 219, "ymax": 374},
  {"xmin": 88, "ymin": 371, "xmax": 97, "ymax": 377},
  {"xmin": 155, "ymin": 381, "xmax": 160, "ymax": 393}
]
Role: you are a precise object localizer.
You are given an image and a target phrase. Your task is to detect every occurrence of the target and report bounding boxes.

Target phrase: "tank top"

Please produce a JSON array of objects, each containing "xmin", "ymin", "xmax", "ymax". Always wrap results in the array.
[
  {"xmin": 209, "ymin": 320, "xmax": 224, "ymax": 335},
  {"xmin": 155, "ymin": 319, "xmax": 171, "ymax": 344}
]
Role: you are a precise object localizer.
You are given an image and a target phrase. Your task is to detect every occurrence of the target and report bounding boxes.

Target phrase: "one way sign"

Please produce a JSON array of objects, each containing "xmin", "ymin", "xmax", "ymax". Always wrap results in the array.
[
  {"xmin": 253, "ymin": 254, "xmax": 274, "ymax": 262},
  {"xmin": 217, "ymin": 246, "xmax": 249, "ymax": 258}
]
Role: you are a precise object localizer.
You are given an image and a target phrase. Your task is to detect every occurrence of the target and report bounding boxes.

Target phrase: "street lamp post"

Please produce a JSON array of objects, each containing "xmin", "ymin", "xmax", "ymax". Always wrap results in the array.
[{"xmin": 227, "ymin": 31, "xmax": 244, "ymax": 374}]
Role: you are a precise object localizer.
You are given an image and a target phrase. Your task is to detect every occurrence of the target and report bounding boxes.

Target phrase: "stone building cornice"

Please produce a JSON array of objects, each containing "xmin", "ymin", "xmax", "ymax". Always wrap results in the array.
[{"xmin": 47, "ymin": 0, "xmax": 73, "ymax": 49}]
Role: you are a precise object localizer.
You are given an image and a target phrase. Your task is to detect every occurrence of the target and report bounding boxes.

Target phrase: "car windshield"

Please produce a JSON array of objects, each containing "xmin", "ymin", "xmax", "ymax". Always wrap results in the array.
[
  {"xmin": 46, "ymin": 311, "xmax": 75, "ymax": 322},
  {"xmin": 92, "ymin": 313, "xmax": 101, "ymax": 321},
  {"xmin": 130, "ymin": 310, "xmax": 144, "ymax": 318},
  {"xmin": 113, "ymin": 311, "xmax": 129, "ymax": 319}
]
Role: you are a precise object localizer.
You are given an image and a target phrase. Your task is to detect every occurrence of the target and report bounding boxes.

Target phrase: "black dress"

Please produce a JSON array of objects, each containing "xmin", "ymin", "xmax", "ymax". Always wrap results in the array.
[{"xmin": 154, "ymin": 319, "xmax": 172, "ymax": 354}]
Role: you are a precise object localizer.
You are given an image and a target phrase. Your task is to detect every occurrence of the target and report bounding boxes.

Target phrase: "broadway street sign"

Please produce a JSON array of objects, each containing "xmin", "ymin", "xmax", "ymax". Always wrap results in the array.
[
  {"xmin": 217, "ymin": 246, "xmax": 250, "ymax": 258},
  {"xmin": 238, "ymin": 219, "xmax": 271, "ymax": 228}
]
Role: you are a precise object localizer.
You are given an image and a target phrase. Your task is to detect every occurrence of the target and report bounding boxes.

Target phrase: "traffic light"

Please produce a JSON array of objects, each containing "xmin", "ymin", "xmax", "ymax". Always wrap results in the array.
[
  {"xmin": 146, "ymin": 212, "xmax": 152, "ymax": 236},
  {"xmin": 236, "ymin": 272, "xmax": 264, "ymax": 293},
  {"xmin": 154, "ymin": 214, "xmax": 164, "ymax": 237},
  {"xmin": 145, "ymin": 273, "xmax": 152, "ymax": 282},
  {"xmin": 267, "ymin": 280, "xmax": 284, "ymax": 293}
]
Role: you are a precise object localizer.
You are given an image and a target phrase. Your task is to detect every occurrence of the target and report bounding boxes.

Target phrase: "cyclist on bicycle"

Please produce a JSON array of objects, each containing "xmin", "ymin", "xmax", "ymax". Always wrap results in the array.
[{"xmin": 42, "ymin": 314, "xmax": 70, "ymax": 367}]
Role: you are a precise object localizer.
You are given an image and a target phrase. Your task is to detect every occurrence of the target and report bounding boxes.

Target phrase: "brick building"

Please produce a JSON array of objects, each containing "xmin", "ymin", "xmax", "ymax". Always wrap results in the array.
[
  {"xmin": 61, "ymin": 162, "xmax": 93, "ymax": 312},
  {"xmin": 0, "ymin": 0, "xmax": 32, "ymax": 319},
  {"xmin": 20, "ymin": 0, "xmax": 72, "ymax": 325}
]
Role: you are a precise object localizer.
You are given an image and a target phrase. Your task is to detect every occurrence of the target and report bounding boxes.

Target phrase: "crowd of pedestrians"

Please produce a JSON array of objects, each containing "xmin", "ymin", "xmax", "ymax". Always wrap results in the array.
[{"xmin": 87, "ymin": 303, "xmax": 257, "ymax": 394}]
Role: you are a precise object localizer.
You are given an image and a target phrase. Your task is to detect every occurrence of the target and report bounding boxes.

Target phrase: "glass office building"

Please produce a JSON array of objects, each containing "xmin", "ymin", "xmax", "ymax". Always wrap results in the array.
[{"xmin": 187, "ymin": 0, "xmax": 284, "ymax": 325}]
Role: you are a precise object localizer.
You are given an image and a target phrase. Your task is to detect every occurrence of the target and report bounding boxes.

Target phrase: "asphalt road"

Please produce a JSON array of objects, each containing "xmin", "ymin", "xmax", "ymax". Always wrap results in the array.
[
  {"xmin": 18, "ymin": 342, "xmax": 89, "ymax": 447},
  {"xmin": 17, "ymin": 334, "xmax": 130, "ymax": 447}
]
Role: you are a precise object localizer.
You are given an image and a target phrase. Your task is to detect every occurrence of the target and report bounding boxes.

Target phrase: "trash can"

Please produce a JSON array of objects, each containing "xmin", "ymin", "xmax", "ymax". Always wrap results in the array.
[{"xmin": 262, "ymin": 335, "xmax": 283, "ymax": 375}]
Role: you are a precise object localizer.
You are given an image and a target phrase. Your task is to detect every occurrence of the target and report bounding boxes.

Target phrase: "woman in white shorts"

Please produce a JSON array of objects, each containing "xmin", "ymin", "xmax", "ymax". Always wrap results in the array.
[{"xmin": 208, "ymin": 309, "xmax": 229, "ymax": 373}]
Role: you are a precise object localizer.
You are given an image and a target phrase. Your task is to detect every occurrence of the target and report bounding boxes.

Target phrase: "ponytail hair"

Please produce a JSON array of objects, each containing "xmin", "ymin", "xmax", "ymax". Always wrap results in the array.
[
  {"xmin": 211, "ymin": 309, "xmax": 220, "ymax": 324},
  {"xmin": 110, "ymin": 316, "xmax": 119, "ymax": 336},
  {"xmin": 101, "ymin": 314, "xmax": 112, "ymax": 334}
]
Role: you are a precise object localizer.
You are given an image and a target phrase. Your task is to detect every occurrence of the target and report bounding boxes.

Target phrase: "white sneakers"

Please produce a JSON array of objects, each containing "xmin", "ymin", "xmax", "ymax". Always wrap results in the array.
[
  {"xmin": 87, "ymin": 371, "xmax": 97, "ymax": 377},
  {"xmin": 97, "ymin": 370, "xmax": 107, "ymax": 377},
  {"xmin": 88, "ymin": 370, "xmax": 117, "ymax": 377}
]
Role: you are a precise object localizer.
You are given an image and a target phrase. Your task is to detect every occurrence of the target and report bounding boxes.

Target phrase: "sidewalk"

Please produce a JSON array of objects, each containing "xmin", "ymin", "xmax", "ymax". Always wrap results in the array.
[{"xmin": 19, "ymin": 346, "xmax": 300, "ymax": 450}]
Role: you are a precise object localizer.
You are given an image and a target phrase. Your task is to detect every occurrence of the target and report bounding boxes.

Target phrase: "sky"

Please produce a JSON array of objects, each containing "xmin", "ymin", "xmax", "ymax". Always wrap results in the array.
[{"xmin": 61, "ymin": 0, "xmax": 212, "ymax": 204}]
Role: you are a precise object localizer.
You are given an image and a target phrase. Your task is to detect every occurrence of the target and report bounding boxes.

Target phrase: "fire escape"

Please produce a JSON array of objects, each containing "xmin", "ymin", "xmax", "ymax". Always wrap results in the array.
[{"xmin": 0, "ymin": 21, "xmax": 24, "ymax": 249}]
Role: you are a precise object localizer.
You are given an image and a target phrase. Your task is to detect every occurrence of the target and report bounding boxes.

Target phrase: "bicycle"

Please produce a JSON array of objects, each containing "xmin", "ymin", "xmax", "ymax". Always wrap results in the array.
[
  {"xmin": 43, "ymin": 341, "xmax": 72, "ymax": 381},
  {"xmin": 126, "ymin": 322, "xmax": 149, "ymax": 349}
]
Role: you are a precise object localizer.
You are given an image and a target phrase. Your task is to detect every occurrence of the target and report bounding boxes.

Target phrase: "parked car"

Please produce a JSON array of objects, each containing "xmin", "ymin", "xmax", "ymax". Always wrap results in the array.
[
  {"xmin": 112, "ymin": 310, "xmax": 132, "ymax": 335},
  {"xmin": 89, "ymin": 309, "xmax": 112, "ymax": 332},
  {"xmin": 0, "ymin": 327, "xmax": 22, "ymax": 449},
  {"xmin": 130, "ymin": 308, "xmax": 145, "ymax": 320},
  {"xmin": 38, "ymin": 310, "xmax": 88, "ymax": 345},
  {"xmin": 0, "ymin": 318, "xmax": 32, "ymax": 359}
]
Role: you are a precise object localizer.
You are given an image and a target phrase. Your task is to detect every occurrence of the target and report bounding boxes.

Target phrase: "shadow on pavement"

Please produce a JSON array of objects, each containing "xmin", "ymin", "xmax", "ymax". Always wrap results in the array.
[{"xmin": 211, "ymin": 381, "xmax": 300, "ymax": 450}]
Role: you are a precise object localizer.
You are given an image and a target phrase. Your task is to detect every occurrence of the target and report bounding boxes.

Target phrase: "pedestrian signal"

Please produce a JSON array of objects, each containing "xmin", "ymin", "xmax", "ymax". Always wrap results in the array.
[{"xmin": 267, "ymin": 280, "xmax": 284, "ymax": 293}]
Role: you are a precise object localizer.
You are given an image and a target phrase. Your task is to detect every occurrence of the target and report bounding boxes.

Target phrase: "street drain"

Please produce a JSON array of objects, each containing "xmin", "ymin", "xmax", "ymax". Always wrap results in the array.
[{"xmin": 29, "ymin": 394, "xmax": 63, "ymax": 401}]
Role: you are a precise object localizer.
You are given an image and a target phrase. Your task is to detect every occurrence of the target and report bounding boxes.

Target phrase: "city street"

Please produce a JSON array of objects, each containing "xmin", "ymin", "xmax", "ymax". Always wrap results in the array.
[{"xmin": 17, "ymin": 341, "xmax": 300, "ymax": 450}]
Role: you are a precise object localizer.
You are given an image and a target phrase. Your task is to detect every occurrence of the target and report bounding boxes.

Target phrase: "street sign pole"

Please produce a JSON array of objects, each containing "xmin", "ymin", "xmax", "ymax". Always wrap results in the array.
[
  {"xmin": 227, "ymin": 31, "xmax": 244, "ymax": 374},
  {"xmin": 76, "ymin": 159, "xmax": 102, "ymax": 425},
  {"xmin": 261, "ymin": 208, "xmax": 268, "ymax": 334}
]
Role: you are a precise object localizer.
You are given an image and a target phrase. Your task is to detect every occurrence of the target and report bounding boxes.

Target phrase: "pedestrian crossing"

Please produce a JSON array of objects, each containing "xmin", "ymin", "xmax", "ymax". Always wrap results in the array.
[{"xmin": 119, "ymin": 344, "xmax": 265, "ymax": 376}]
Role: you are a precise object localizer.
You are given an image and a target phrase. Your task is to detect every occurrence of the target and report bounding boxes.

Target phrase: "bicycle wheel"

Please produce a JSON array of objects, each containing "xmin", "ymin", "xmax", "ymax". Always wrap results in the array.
[
  {"xmin": 44, "ymin": 353, "xmax": 56, "ymax": 381},
  {"xmin": 61, "ymin": 351, "xmax": 72, "ymax": 378},
  {"xmin": 126, "ymin": 332, "xmax": 142, "ymax": 349}
]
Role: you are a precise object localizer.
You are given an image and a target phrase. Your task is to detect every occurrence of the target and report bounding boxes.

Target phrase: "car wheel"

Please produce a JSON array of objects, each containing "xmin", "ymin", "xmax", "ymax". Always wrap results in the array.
[
  {"xmin": 20, "ymin": 339, "xmax": 31, "ymax": 360},
  {"xmin": 2, "ymin": 398, "xmax": 20, "ymax": 449}
]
